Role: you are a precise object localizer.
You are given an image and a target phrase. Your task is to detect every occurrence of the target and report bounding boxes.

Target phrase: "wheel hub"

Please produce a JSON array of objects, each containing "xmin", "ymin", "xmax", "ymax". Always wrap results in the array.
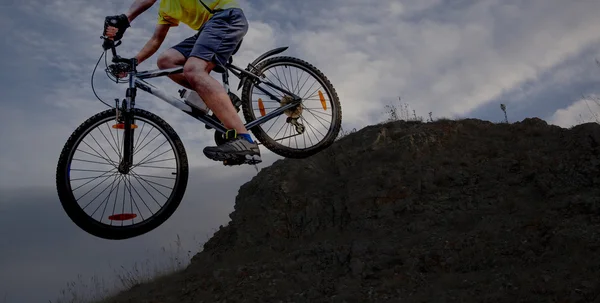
[
  {"xmin": 118, "ymin": 161, "xmax": 131, "ymax": 174},
  {"xmin": 281, "ymin": 95, "xmax": 302, "ymax": 118}
]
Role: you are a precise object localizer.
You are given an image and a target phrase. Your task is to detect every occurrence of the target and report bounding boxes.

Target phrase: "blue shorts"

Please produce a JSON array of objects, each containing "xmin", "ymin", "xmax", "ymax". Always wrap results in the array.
[{"xmin": 172, "ymin": 8, "xmax": 248, "ymax": 72}]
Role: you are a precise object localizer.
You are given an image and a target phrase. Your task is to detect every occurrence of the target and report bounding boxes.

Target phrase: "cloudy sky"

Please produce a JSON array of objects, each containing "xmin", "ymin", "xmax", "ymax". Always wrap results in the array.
[{"xmin": 1, "ymin": 0, "xmax": 600, "ymax": 301}]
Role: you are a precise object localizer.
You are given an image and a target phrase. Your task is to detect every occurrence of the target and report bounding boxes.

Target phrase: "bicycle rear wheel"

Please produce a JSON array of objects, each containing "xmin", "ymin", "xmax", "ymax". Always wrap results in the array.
[
  {"xmin": 56, "ymin": 108, "xmax": 188, "ymax": 240},
  {"xmin": 241, "ymin": 56, "xmax": 342, "ymax": 158}
]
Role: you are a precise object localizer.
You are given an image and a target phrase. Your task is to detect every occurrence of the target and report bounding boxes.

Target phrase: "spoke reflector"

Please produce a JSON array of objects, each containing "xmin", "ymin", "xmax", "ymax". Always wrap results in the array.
[
  {"xmin": 318, "ymin": 90, "xmax": 327, "ymax": 110},
  {"xmin": 258, "ymin": 98, "xmax": 266, "ymax": 116},
  {"xmin": 112, "ymin": 123, "xmax": 138, "ymax": 129},
  {"xmin": 108, "ymin": 213, "xmax": 137, "ymax": 221}
]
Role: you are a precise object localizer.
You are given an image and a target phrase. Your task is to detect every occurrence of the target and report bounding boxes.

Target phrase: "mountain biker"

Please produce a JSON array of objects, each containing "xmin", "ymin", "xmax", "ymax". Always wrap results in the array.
[{"xmin": 103, "ymin": 0, "xmax": 261, "ymax": 165}]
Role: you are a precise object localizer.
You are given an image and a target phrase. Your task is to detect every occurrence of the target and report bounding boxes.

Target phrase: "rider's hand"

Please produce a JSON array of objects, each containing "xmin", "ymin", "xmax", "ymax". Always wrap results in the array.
[
  {"xmin": 103, "ymin": 14, "xmax": 130, "ymax": 41},
  {"xmin": 109, "ymin": 62, "xmax": 131, "ymax": 79}
]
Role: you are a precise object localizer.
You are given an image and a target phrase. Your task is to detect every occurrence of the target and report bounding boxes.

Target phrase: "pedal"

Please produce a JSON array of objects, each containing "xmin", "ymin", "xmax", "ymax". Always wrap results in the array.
[
  {"xmin": 222, "ymin": 158, "xmax": 244, "ymax": 166},
  {"xmin": 222, "ymin": 154, "xmax": 262, "ymax": 167},
  {"xmin": 244, "ymin": 154, "xmax": 262, "ymax": 165}
]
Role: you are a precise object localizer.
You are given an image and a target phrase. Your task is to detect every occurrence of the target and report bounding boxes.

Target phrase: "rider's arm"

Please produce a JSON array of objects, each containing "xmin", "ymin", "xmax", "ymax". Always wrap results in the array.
[
  {"xmin": 125, "ymin": 0, "xmax": 158, "ymax": 22},
  {"xmin": 134, "ymin": 24, "xmax": 170, "ymax": 64}
]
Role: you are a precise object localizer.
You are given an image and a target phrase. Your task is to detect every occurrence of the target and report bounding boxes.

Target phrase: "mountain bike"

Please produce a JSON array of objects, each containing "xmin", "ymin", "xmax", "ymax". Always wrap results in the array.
[{"xmin": 55, "ymin": 37, "xmax": 342, "ymax": 240}]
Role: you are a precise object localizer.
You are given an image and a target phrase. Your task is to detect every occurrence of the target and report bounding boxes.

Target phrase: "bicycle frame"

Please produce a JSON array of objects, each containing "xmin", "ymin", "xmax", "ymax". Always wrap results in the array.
[
  {"xmin": 131, "ymin": 63, "xmax": 300, "ymax": 133},
  {"xmin": 103, "ymin": 38, "xmax": 303, "ymax": 173}
]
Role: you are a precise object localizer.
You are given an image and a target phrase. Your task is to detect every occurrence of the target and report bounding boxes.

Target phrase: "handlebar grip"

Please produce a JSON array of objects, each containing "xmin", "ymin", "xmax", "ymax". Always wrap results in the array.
[
  {"xmin": 101, "ymin": 37, "xmax": 122, "ymax": 59},
  {"xmin": 102, "ymin": 37, "xmax": 114, "ymax": 50}
]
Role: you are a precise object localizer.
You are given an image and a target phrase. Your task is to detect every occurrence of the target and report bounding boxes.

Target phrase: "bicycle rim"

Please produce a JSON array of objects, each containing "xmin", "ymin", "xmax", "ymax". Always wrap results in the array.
[
  {"xmin": 242, "ymin": 57, "xmax": 341, "ymax": 158},
  {"xmin": 57, "ymin": 109, "xmax": 188, "ymax": 239}
]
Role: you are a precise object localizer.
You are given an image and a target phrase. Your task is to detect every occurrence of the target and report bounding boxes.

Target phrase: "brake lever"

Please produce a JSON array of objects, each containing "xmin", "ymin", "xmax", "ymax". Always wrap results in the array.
[{"xmin": 100, "ymin": 36, "xmax": 122, "ymax": 52}]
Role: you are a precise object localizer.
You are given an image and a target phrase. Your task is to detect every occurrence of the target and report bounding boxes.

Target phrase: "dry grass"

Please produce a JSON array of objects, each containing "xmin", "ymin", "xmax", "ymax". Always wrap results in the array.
[
  {"xmin": 48, "ymin": 234, "xmax": 193, "ymax": 303},
  {"xmin": 383, "ymin": 97, "xmax": 425, "ymax": 123}
]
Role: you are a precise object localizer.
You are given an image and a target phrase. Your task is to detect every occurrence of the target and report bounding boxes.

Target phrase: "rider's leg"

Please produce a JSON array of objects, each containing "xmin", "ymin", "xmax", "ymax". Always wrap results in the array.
[
  {"xmin": 156, "ymin": 49, "xmax": 192, "ymax": 89},
  {"xmin": 183, "ymin": 8, "xmax": 259, "ymax": 162},
  {"xmin": 183, "ymin": 57, "xmax": 248, "ymax": 134},
  {"xmin": 159, "ymin": 14, "xmax": 248, "ymax": 135}
]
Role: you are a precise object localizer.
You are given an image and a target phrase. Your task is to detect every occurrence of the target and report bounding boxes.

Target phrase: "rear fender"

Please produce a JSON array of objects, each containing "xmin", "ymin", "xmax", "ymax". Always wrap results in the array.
[{"xmin": 237, "ymin": 46, "xmax": 289, "ymax": 90}]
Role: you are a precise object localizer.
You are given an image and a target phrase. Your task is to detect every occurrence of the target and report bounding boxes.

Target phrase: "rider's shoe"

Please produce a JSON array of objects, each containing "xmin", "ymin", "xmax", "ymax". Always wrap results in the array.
[{"xmin": 203, "ymin": 129, "xmax": 262, "ymax": 165}]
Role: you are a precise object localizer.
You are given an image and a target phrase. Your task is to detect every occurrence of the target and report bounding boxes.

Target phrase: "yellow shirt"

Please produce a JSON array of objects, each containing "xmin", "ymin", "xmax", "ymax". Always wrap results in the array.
[{"xmin": 157, "ymin": 0, "xmax": 240, "ymax": 30}]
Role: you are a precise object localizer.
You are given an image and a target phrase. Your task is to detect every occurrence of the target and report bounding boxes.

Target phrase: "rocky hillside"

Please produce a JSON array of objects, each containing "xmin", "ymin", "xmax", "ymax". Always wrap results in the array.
[{"xmin": 101, "ymin": 118, "xmax": 600, "ymax": 303}]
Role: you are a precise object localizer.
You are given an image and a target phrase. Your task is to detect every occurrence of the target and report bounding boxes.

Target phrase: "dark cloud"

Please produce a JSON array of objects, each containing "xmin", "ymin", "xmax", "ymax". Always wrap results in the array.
[{"xmin": 2, "ymin": 0, "xmax": 600, "ymax": 301}]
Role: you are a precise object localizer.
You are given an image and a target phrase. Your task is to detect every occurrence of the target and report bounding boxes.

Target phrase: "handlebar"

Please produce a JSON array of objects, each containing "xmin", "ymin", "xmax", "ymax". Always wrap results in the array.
[{"xmin": 101, "ymin": 36, "xmax": 137, "ymax": 66}]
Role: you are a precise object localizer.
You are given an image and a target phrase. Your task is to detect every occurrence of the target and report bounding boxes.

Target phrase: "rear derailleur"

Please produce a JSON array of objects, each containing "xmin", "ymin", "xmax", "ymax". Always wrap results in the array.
[{"xmin": 287, "ymin": 117, "xmax": 305, "ymax": 134}]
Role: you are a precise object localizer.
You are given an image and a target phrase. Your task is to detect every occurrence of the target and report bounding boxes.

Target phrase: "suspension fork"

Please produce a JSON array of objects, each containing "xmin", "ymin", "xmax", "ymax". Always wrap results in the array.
[{"xmin": 118, "ymin": 62, "xmax": 138, "ymax": 174}]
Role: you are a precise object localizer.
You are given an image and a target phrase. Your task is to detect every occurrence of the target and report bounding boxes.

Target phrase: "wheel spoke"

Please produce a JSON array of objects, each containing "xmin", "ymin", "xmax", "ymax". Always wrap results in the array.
[
  {"xmin": 135, "ymin": 157, "xmax": 175, "ymax": 166},
  {"xmin": 106, "ymin": 122, "xmax": 122, "ymax": 158},
  {"xmin": 108, "ymin": 175, "xmax": 123, "ymax": 225},
  {"xmin": 133, "ymin": 121, "xmax": 147, "ymax": 151},
  {"xmin": 79, "ymin": 141, "xmax": 117, "ymax": 167},
  {"xmin": 296, "ymin": 70, "xmax": 312, "ymax": 97},
  {"xmin": 73, "ymin": 169, "xmax": 118, "ymax": 199},
  {"xmin": 72, "ymin": 158, "xmax": 115, "ymax": 166},
  {"xmin": 80, "ymin": 171, "xmax": 119, "ymax": 211},
  {"xmin": 301, "ymin": 80, "xmax": 320, "ymax": 101},
  {"xmin": 102, "ymin": 175, "xmax": 124, "ymax": 224},
  {"xmin": 300, "ymin": 116, "xmax": 318, "ymax": 145},
  {"xmin": 71, "ymin": 168, "xmax": 117, "ymax": 190},
  {"xmin": 278, "ymin": 65, "xmax": 293, "ymax": 94},
  {"xmin": 133, "ymin": 132, "xmax": 161, "ymax": 157},
  {"xmin": 127, "ymin": 174, "xmax": 154, "ymax": 217},
  {"xmin": 265, "ymin": 114, "xmax": 283, "ymax": 134},
  {"xmin": 303, "ymin": 108, "xmax": 330, "ymax": 131},
  {"xmin": 89, "ymin": 133, "xmax": 114, "ymax": 165},
  {"xmin": 99, "ymin": 124, "xmax": 121, "ymax": 159},
  {"xmin": 126, "ymin": 175, "xmax": 146, "ymax": 221},
  {"xmin": 131, "ymin": 145, "xmax": 172, "ymax": 169},
  {"xmin": 130, "ymin": 171, "xmax": 165, "ymax": 208},
  {"xmin": 132, "ymin": 173, "xmax": 176, "ymax": 180},
  {"xmin": 130, "ymin": 171, "xmax": 173, "ymax": 194},
  {"xmin": 267, "ymin": 68, "xmax": 291, "ymax": 94}
]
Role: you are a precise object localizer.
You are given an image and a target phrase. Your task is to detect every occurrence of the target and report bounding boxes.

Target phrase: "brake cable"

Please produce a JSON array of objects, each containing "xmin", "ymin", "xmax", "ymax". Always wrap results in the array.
[{"xmin": 91, "ymin": 50, "xmax": 113, "ymax": 108}]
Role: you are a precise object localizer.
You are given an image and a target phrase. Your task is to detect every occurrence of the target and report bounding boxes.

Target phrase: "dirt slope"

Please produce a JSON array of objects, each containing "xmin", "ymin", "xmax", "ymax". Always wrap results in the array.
[{"xmin": 101, "ymin": 118, "xmax": 600, "ymax": 303}]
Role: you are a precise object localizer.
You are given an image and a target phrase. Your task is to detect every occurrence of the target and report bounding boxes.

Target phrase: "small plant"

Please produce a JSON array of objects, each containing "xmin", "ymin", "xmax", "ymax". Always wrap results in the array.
[
  {"xmin": 383, "ymin": 97, "xmax": 424, "ymax": 123},
  {"xmin": 336, "ymin": 126, "xmax": 357, "ymax": 141},
  {"xmin": 383, "ymin": 104, "xmax": 399, "ymax": 122},
  {"xmin": 582, "ymin": 93, "xmax": 600, "ymax": 124},
  {"xmin": 581, "ymin": 59, "xmax": 600, "ymax": 124},
  {"xmin": 500, "ymin": 103, "xmax": 508, "ymax": 123}
]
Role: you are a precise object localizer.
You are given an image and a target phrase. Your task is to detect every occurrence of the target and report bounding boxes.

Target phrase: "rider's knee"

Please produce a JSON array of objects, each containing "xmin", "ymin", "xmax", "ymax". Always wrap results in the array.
[
  {"xmin": 157, "ymin": 52, "xmax": 175, "ymax": 69},
  {"xmin": 183, "ymin": 58, "xmax": 210, "ymax": 84},
  {"xmin": 157, "ymin": 49, "xmax": 186, "ymax": 69}
]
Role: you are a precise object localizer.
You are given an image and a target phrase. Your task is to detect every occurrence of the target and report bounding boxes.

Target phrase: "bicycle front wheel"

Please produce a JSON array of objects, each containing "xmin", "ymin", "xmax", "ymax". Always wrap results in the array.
[{"xmin": 56, "ymin": 108, "xmax": 189, "ymax": 240}]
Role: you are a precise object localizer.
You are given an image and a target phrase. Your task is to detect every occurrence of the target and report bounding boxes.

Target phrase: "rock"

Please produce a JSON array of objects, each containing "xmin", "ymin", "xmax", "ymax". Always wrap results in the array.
[{"xmin": 99, "ymin": 117, "xmax": 600, "ymax": 303}]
